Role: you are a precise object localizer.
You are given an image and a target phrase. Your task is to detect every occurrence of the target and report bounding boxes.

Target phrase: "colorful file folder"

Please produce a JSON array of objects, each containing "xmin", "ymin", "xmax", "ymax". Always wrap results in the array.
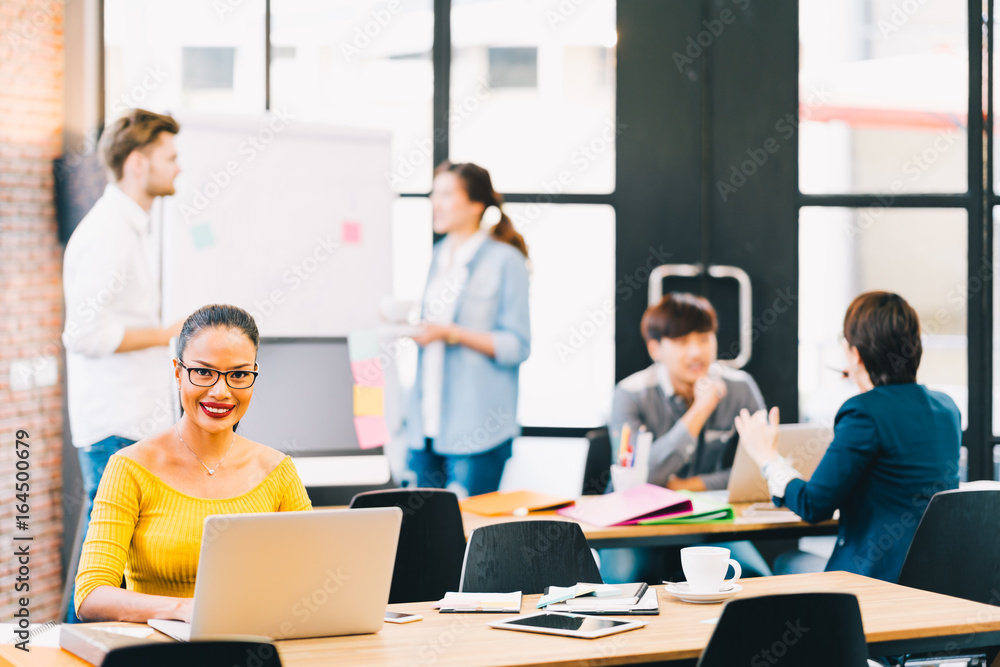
[{"xmin": 556, "ymin": 484, "xmax": 693, "ymax": 527}]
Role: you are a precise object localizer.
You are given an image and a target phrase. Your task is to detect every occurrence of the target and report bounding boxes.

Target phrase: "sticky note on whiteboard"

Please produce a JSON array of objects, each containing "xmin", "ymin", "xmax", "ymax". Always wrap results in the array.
[
  {"xmin": 342, "ymin": 220, "xmax": 362, "ymax": 245},
  {"xmin": 191, "ymin": 223, "xmax": 215, "ymax": 249},
  {"xmin": 354, "ymin": 416, "xmax": 390, "ymax": 449},
  {"xmin": 351, "ymin": 359, "xmax": 385, "ymax": 387},
  {"xmin": 347, "ymin": 331, "xmax": 379, "ymax": 361},
  {"xmin": 353, "ymin": 385, "xmax": 384, "ymax": 416}
]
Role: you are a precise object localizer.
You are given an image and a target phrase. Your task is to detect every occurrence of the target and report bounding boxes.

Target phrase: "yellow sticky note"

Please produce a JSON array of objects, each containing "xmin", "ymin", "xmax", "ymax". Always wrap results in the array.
[{"xmin": 353, "ymin": 385, "xmax": 384, "ymax": 417}]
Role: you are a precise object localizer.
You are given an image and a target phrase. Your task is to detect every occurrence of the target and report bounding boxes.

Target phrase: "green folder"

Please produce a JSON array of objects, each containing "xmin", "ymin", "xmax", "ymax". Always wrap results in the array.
[{"xmin": 637, "ymin": 490, "xmax": 734, "ymax": 525}]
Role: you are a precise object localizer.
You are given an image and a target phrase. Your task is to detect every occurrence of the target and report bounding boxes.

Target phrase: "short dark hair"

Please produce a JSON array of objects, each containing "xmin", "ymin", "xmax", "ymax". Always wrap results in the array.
[
  {"xmin": 641, "ymin": 293, "xmax": 718, "ymax": 342},
  {"xmin": 843, "ymin": 291, "xmax": 921, "ymax": 386},
  {"xmin": 176, "ymin": 304, "xmax": 260, "ymax": 362},
  {"xmin": 99, "ymin": 108, "xmax": 180, "ymax": 181}
]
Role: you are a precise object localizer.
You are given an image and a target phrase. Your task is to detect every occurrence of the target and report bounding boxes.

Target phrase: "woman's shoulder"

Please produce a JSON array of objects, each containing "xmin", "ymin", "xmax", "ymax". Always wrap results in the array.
[
  {"xmin": 839, "ymin": 383, "xmax": 957, "ymax": 416},
  {"xmin": 114, "ymin": 435, "xmax": 170, "ymax": 472},
  {"xmin": 482, "ymin": 238, "xmax": 527, "ymax": 265},
  {"xmin": 239, "ymin": 439, "xmax": 292, "ymax": 481}
]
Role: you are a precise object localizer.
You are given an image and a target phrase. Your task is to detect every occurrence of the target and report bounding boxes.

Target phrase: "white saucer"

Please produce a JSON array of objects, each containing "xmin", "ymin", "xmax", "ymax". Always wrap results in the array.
[{"xmin": 663, "ymin": 582, "xmax": 742, "ymax": 603}]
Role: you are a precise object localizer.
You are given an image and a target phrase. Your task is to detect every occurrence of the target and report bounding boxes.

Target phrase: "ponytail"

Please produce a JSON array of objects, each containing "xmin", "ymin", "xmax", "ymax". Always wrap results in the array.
[
  {"xmin": 435, "ymin": 161, "xmax": 529, "ymax": 258},
  {"xmin": 487, "ymin": 206, "xmax": 528, "ymax": 258}
]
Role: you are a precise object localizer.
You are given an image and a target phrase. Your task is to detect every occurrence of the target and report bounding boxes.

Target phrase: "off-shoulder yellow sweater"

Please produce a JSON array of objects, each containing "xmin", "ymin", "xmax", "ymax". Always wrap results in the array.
[{"xmin": 74, "ymin": 454, "xmax": 312, "ymax": 614}]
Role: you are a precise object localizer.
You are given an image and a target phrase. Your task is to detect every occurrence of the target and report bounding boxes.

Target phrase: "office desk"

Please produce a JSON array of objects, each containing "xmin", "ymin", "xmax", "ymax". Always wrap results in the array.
[
  {"xmin": 462, "ymin": 501, "xmax": 839, "ymax": 548},
  {"xmin": 9, "ymin": 573, "xmax": 1000, "ymax": 667}
]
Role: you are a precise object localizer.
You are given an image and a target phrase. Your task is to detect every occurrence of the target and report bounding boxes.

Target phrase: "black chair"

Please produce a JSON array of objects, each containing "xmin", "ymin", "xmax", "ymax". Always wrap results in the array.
[
  {"xmin": 104, "ymin": 640, "xmax": 281, "ymax": 667},
  {"xmin": 897, "ymin": 489, "xmax": 1000, "ymax": 606},
  {"xmin": 696, "ymin": 593, "xmax": 869, "ymax": 667},
  {"xmin": 581, "ymin": 427, "xmax": 612, "ymax": 495},
  {"xmin": 349, "ymin": 488, "xmax": 466, "ymax": 604},
  {"xmin": 460, "ymin": 520, "xmax": 603, "ymax": 594}
]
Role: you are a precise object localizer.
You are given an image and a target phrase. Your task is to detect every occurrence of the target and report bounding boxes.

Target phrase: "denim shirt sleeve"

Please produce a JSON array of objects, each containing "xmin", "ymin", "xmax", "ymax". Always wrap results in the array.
[{"xmin": 490, "ymin": 252, "xmax": 531, "ymax": 367}]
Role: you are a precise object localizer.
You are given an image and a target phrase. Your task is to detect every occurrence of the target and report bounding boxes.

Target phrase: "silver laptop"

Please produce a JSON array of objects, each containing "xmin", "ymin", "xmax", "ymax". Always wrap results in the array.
[
  {"xmin": 148, "ymin": 507, "xmax": 402, "ymax": 641},
  {"xmin": 728, "ymin": 424, "xmax": 834, "ymax": 503}
]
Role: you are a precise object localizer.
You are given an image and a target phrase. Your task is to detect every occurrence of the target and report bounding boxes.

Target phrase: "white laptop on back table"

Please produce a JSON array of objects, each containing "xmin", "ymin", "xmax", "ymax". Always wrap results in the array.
[
  {"xmin": 728, "ymin": 424, "xmax": 834, "ymax": 503},
  {"xmin": 148, "ymin": 507, "xmax": 402, "ymax": 642}
]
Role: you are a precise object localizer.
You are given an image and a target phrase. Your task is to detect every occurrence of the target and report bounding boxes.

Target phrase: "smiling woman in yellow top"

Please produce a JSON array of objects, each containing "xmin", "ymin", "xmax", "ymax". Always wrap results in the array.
[{"xmin": 74, "ymin": 304, "xmax": 312, "ymax": 623}]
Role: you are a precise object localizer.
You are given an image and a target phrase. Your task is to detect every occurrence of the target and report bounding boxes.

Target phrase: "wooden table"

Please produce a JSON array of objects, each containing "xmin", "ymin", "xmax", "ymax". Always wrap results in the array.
[
  {"xmin": 462, "ymin": 501, "xmax": 839, "ymax": 548},
  {"xmin": 8, "ymin": 572, "xmax": 1000, "ymax": 667}
]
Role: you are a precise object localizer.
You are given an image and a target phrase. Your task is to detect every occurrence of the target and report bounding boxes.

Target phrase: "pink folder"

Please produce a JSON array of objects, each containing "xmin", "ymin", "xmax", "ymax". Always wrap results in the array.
[{"xmin": 556, "ymin": 484, "xmax": 694, "ymax": 527}]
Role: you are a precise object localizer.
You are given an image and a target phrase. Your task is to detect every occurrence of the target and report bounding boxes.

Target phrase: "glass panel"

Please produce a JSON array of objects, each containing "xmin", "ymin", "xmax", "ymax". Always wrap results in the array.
[
  {"xmin": 505, "ymin": 203, "xmax": 615, "ymax": 428},
  {"xmin": 269, "ymin": 0, "xmax": 434, "ymax": 194},
  {"xmin": 798, "ymin": 0, "xmax": 967, "ymax": 194},
  {"xmin": 450, "ymin": 0, "xmax": 617, "ymax": 193},
  {"xmin": 799, "ymin": 207, "xmax": 967, "ymax": 427},
  {"xmin": 104, "ymin": 0, "xmax": 265, "ymax": 118}
]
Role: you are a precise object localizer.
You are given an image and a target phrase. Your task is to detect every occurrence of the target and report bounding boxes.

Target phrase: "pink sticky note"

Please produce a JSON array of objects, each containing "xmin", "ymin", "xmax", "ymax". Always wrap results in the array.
[
  {"xmin": 342, "ymin": 220, "xmax": 362, "ymax": 245},
  {"xmin": 354, "ymin": 416, "xmax": 390, "ymax": 449},
  {"xmin": 351, "ymin": 359, "xmax": 384, "ymax": 387}
]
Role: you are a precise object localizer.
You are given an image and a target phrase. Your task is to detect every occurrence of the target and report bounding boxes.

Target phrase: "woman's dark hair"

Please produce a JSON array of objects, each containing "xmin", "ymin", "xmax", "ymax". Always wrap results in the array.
[
  {"xmin": 176, "ymin": 305, "xmax": 260, "ymax": 431},
  {"xmin": 176, "ymin": 304, "xmax": 260, "ymax": 361},
  {"xmin": 641, "ymin": 293, "xmax": 718, "ymax": 342},
  {"xmin": 434, "ymin": 161, "xmax": 528, "ymax": 257},
  {"xmin": 843, "ymin": 291, "xmax": 921, "ymax": 387}
]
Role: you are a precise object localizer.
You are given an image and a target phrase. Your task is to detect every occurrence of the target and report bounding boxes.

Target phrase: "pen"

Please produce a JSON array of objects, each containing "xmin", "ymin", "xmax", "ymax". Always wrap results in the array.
[{"xmin": 620, "ymin": 424, "xmax": 632, "ymax": 467}]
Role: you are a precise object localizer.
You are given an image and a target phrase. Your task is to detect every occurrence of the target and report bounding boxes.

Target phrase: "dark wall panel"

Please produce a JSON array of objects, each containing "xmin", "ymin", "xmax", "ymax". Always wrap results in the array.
[
  {"xmin": 615, "ymin": 0, "xmax": 704, "ymax": 380},
  {"xmin": 616, "ymin": 0, "xmax": 799, "ymax": 419}
]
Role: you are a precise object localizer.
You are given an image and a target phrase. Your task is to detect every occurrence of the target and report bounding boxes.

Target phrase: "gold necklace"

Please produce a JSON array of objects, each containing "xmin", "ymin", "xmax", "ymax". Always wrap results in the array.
[{"xmin": 174, "ymin": 425, "xmax": 236, "ymax": 476}]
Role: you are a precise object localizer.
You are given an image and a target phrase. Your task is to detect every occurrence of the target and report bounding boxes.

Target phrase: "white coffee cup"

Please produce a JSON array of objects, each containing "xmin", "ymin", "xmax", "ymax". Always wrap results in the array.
[{"xmin": 680, "ymin": 546, "xmax": 742, "ymax": 593}]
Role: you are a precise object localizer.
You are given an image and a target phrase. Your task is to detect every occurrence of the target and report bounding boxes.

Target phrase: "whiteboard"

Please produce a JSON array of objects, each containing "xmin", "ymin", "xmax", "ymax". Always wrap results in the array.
[{"xmin": 161, "ymin": 113, "xmax": 392, "ymax": 337}]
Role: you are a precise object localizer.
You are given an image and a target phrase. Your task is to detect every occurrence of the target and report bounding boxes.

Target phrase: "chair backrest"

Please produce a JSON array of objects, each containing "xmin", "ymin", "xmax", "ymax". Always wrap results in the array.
[
  {"xmin": 696, "ymin": 593, "xmax": 868, "ymax": 667},
  {"xmin": 582, "ymin": 427, "xmax": 612, "ymax": 495},
  {"xmin": 897, "ymin": 489, "xmax": 1000, "ymax": 606},
  {"xmin": 349, "ymin": 488, "xmax": 466, "ymax": 604},
  {"xmin": 103, "ymin": 641, "xmax": 281, "ymax": 667},
  {"xmin": 460, "ymin": 520, "xmax": 603, "ymax": 594}
]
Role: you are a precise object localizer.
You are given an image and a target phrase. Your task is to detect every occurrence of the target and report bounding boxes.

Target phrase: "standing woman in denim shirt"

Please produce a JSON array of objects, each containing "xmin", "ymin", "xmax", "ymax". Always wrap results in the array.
[{"xmin": 405, "ymin": 162, "xmax": 531, "ymax": 497}]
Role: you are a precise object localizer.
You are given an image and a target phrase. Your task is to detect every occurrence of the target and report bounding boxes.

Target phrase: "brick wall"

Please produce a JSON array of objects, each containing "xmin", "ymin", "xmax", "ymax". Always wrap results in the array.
[{"xmin": 0, "ymin": 0, "xmax": 66, "ymax": 625}]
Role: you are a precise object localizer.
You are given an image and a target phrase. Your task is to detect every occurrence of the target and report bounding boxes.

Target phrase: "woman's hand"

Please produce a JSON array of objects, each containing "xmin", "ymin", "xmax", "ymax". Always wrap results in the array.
[
  {"xmin": 734, "ymin": 406, "xmax": 781, "ymax": 469},
  {"xmin": 410, "ymin": 323, "xmax": 451, "ymax": 347},
  {"xmin": 174, "ymin": 597, "xmax": 194, "ymax": 623}
]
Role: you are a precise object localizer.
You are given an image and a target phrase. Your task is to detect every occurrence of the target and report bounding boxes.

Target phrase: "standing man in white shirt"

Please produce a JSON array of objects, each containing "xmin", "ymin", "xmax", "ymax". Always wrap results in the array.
[{"xmin": 62, "ymin": 109, "xmax": 184, "ymax": 621}]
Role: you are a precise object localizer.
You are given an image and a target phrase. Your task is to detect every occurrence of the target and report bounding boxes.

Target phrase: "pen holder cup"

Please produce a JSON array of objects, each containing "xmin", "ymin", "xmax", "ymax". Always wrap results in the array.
[{"xmin": 610, "ymin": 464, "xmax": 649, "ymax": 493}]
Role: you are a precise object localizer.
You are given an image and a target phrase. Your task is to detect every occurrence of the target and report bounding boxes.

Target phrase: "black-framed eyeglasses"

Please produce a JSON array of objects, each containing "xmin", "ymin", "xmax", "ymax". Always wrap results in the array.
[{"xmin": 178, "ymin": 361, "xmax": 258, "ymax": 389}]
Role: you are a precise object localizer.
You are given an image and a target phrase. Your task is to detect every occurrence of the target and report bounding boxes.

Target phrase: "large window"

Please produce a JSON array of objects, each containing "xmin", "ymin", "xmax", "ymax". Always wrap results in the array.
[
  {"xmin": 104, "ymin": 0, "xmax": 617, "ymax": 432},
  {"xmin": 799, "ymin": 0, "xmax": 996, "ymax": 478}
]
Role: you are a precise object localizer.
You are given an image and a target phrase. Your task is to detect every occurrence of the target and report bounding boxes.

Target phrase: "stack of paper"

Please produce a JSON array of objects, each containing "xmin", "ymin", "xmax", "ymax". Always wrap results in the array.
[
  {"xmin": 536, "ymin": 583, "xmax": 622, "ymax": 608},
  {"xmin": 433, "ymin": 592, "xmax": 522, "ymax": 613},
  {"xmin": 544, "ymin": 583, "xmax": 659, "ymax": 615}
]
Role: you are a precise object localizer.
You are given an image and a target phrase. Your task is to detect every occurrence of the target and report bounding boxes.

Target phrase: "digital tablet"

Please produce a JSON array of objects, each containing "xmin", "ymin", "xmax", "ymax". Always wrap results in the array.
[{"xmin": 487, "ymin": 612, "xmax": 646, "ymax": 639}]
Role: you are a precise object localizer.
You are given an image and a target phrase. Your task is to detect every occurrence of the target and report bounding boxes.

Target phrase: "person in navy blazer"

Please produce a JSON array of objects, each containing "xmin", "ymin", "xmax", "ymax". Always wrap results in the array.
[{"xmin": 735, "ymin": 291, "xmax": 961, "ymax": 582}]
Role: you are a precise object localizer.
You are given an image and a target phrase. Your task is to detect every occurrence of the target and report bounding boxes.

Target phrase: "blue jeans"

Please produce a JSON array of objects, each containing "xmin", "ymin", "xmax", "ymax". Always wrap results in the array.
[
  {"xmin": 66, "ymin": 436, "xmax": 135, "ymax": 623},
  {"xmin": 407, "ymin": 438, "xmax": 513, "ymax": 498}
]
